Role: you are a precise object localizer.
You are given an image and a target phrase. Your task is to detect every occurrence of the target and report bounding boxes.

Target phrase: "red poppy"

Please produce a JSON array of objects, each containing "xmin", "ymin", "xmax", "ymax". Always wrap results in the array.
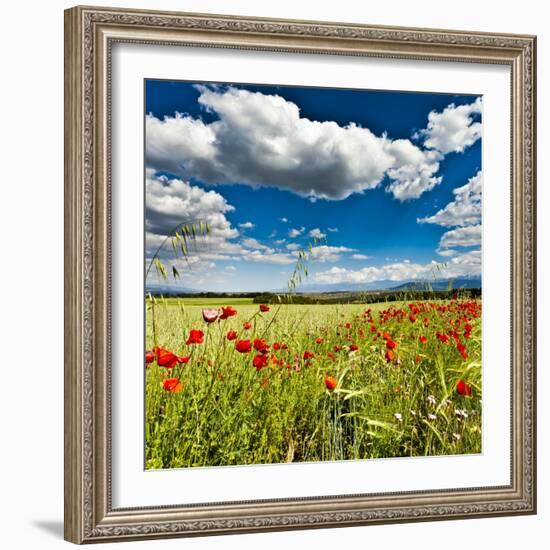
[
  {"xmin": 163, "ymin": 377, "xmax": 183, "ymax": 393},
  {"xmin": 324, "ymin": 374, "xmax": 337, "ymax": 391},
  {"xmin": 386, "ymin": 339, "xmax": 397, "ymax": 351},
  {"xmin": 457, "ymin": 342, "xmax": 468, "ymax": 360},
  {"xmin": 253, "ymin": 354, "xmax": 268, "ymax": 370},
  {"xmin": 409, "ymin": 314, "xmax": 417, "ymax": 323},
  {"xmin": 243, "ymin": 322, "xmax": 253, "ymax": 330},
  {"xmin": 145, "ymin": 350, "xmax": 155, "ymax": 364},
  {"xmin": 345, "ymin": 322, "xmax": 351, "ymax": 329},
  {"xmin": 303, "ymin": 350, "xmax": 315, "ymax": 360},
  {"xmin": 385, "ymin": 350, "xmax": 394, "ymax": 362},
  {"xmin": 370, "ymin": 325, "xmax": 377, "ymax": 332},
  {"xmin": 177, "ymin": 355, "xmax": 190, "ymax": 364},
  {"xmin": 186, "ymin": 329, "xmax": 204, "ymax": 345},
  {"xmin": 253, "ymin": 338, "xmax": 270, "ymax": 354},
  {"xmin": 334, "ymin": 345, "xmax": 342, "ymax": 352},
  {"xmin": 436, "ymin": 332, "xmax": 450, "ymax": 344},
  {"xmin": 415, "ymin": 354, "xmax": 422, "ymax": 363},
  {"xmin": 272, "ymin": 342, "xmax": 281, "ymax": 350},
  {"xmin": 155, "ymin": 347, "xmax": 180, "ymax": 369},
  {"xmin": 382, "ymin": 331, "xmax": 392, "ymax": 341},
  {"xmin": 419, "ymin": 335, "xmax": 428, "ymax": 344},
  {"xmin": 456, "ymin": 379, "xmax": 472, "ymax": 396},
  {"xmin": 219, "ymin": 306, "xmax": 238, "ymax": 319},
  {"xmin": 235, "ymin": 340, "xmax": 252, "ymax": 353},
  {"xmin": 349, "ymin": 344, "xmax": 359, "ymax": 352},
  {"xmin": 315, "ymin": 337, "xmax": 323, "ymax": 344},
  {"xmin": 202, "ymin": 308, "xmax": 219, "ymax": 323},
  {"xmin": 259, "ymin": 304, "xmax": 270, "ymax": 312}
]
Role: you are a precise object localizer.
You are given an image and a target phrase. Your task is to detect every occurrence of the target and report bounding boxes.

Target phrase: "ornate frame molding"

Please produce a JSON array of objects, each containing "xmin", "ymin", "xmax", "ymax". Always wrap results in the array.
[{"xmin": 64, "ymin": 5, "xmax": 536, "ymax": 544}]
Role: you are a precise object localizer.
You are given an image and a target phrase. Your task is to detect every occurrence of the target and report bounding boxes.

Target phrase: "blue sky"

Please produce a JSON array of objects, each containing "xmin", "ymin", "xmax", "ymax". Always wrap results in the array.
[{"xmin": 145, "ymin": 80, "xmax": 482, "ymax": 292}]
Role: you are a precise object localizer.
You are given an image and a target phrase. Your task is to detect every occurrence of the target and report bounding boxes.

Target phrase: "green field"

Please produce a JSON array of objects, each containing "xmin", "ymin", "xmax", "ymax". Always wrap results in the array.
[{"xmin": 145, "ymin": 297, "xmax": 481, "ymax": 469}]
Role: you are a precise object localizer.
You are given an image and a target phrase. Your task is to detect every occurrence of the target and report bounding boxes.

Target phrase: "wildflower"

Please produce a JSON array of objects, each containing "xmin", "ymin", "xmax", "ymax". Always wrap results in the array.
[
  {"xmin": 272, "ymin": 342, "xmax": 281, "ymax": 350},
  {"xmin": 386, "ymin": 339, "xmax": 397, "ymax": 351},
  {"xmin": 154, "ymin": 347, "xmax": 184, "ymax": 369},
  {"xmin": 315, "ymin": 337, "xmax": 323, "ymax": 344},
  {"xmin": 452, "ymin": 433, "xmax": 462, "ymax": 441},
  {"xmin": 303, "ymin": 350, "xmax": 315, "ymax": 360},
  {"xmin": 394, "ymin": 412, "xmax": 403, "ymax": 422},
  {"xmin": 334, "ymin": 345, "xmax": 342, "ymax": 352},
  {"xmin": 427, "ymin": 395, "xmax": 437, "ymax": 406},
  {"xmin": 186, "ymin": 329, "xmax": 204, "ymax": 345},
  {"xmin": 415, "ymin": 354, "xmax": 421, "ymax": 363},
  {"xmin": 385, "ymin": 350, "xmax": 394, "ymax": 362},
  {"xmin": 409, "ymin": 314, "xmax": 417, "ymax": 323},
  {"xmin": 457, "ymin": 342, "xmax": 468, "ymax": 360},
  {"xmin": 163, "ymin": 378, "xmax": 183, "ymax": 393},
  {"xmin": 235, "ymin": 340, "xmax": 252, "ymax": 353},
  {"xmin": 456, "ymin": 379, "xmax": 472, "ymax": 396},
  {"xmin": 427, "ymin": 413, "xmax": 437, "ymax": 421},
  {"xmin": 370, "ymin": 325, "xmax": 377, "ymax": 332},
  {"xmin": 145, "ymin": 350, "xmax": 155, "ymax": 364},
  {"xmin": 202, "ymin": 308, "xmax": 219, "ymax": 323},
  {"xmin": 419, "ymin": 335, "xmax": 428, "ymax": 344},
  {"xmin": 226, "ymin": 330, "xmax": 237, "ymax": 341},
  {"xmin": 455, "ymin": 408, "xmax": 469, "ymax": 420},
  {"xmin": 382, "ymin": 331, "xmax": 392, "ymax": 341},
  {"xmin": 253, "ymin": 354, "xmax": 268, "ymax": 370},
  {"xmin": 349, "ymin": 344, "xmax": 359, "ymax": 352},
  {"xmin": 345, "ymin": 322, "xmax": 351, "ymax": 329},
  {"xmin": 259, "ymin": 304, "xmax": 270, "ymax": 312},
  {"xmin": 410, "ymin": 410, "xmax": 417, "ymax": 417},
  {"xmin": 324, "ymin": 375, "xmax": 337, "ymax": 391},
  {"xmin": 219, "ymin": 306, "xmax": 238, "ymax": 319},
  {"xmin": 243, "ymin": 322, "xmax": 253, "ymax": 330},
  {"xmin": 253, "ymin": 338, "xmax": 270, "ymax": 354},
  {"xmin": 436, "ymin": 332, "xmax": 450, "ymax": 344}
]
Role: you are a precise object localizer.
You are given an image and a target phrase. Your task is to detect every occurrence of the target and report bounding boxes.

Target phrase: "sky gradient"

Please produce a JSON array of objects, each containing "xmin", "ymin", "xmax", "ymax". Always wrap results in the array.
[{"xmin": 144, "ymin": 80, "xmax": 482, "ymax": 292}]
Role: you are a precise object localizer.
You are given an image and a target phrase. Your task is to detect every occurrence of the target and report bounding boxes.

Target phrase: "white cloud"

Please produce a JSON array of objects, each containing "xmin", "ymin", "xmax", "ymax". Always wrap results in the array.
[
  {"xmin": 436, "ymin": 248, "xmax": 458, "ymax": 257},
  {"xmin": 419, "ymin": 97, "xmax": 482, "ymax": 154},
  {"xmin": 351, "ymin": 254, "xmax": 371, "ymax": 260},
  {"xmin": 288, "ymin": 226, "xmax": 305, "ymax": 238},
  {"xmin": 275, "ymin": 238, "xmax": 286, "ymax": 245},
  {"xmin": 418, "ymin": 170, "xmax": 482, "ymax": 227},
  {"xmin": 286, "ymin": 243, "xmax": 301, "ymax": 251},
  {"xmin": 439, "ymin": 224, "xmax": 481, "ymax": 249},
  {"xmin": 327, "ymin": 227, "xmax": 338, "ymax": 233},
  {"xmin": 224, "ymin": 265, "xmax": 237, "ymax": 271},
  {"xmin": 314, "ymin": 250, "xmax": 481, "ymax": 284},
  {"xmin": 146, "ymin": 86, "xmax": 451, "ymax": 202},
  {"xmin": 239, "ymin": 221, "xmax": 255, "ymax": 229},
  {"xmin": 308, "ymin": 228, "xmax": 326, "ymax": 239},
  {"xmin": 309, "ymin": 245, "xmax": 353, "ymax": 263},
  {"xmin": 280, "ymin": 217, "xmax": 289, "ymax": 223},
  {"xmin": 242, "ymin": 250, "xmax": 296, "ymax": 265},
  {"xmin": 241, "ymin": 237, "xmax": 269, "ymax": 250}
]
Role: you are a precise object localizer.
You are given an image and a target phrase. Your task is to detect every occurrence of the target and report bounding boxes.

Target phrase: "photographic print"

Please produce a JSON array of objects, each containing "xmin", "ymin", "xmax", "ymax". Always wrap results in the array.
[{"xmin": 144, "ymin": 80, "xmax": 483, "ymax": 470}]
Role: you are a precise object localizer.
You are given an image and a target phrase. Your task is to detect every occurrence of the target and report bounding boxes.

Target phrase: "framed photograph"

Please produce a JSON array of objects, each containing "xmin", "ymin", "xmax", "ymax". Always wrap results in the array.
[{"xmin": 64, "ymin": 5, "xmax": 537, "ymax": 544}]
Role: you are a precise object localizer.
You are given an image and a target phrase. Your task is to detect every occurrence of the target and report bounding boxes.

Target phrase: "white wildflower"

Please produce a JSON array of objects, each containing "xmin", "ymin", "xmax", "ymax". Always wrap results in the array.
[{"xmin": 394, "ymin": 412, "xmax": 403, "ymax": 422}]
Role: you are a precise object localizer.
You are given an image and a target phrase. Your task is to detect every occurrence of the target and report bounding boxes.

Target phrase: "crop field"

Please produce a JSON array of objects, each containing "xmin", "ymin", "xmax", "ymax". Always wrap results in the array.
[{"xmin": 145, "ymin": 297, "xmax": 481, "ymax": 469}]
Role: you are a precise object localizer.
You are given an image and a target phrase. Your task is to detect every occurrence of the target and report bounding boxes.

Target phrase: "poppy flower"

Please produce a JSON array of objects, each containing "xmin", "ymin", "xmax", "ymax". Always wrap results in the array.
[
  {"xmin": 456, "ymin": 379, "xmax": 472, "ymax": 396},
  {"xmin": 386, "ymin": 339, "xmax": 397, "ymax": 351},
  {"xmin": 253, "ymin": 354, "xmax": 268, "ymax": 370},
  {"xmin": 333, "ymin": 345, "xmax": 342, "ymax": 352},
  {"xmin": 163, "ymin": 377, "xmax": 183, "ymax": 393},
  {"xmin": 202, "ymin": 308, "xmax": 219, "ymax": 323},
  {"xmin": 324, "ymin": 374, "xmax": 337, "ymax": 391},
  {"xmin": 349, "ymin": 344, "xmax": 359, "ymax": 352},
  {"xmin": 253, "ymin": 338, "xmax": 270, "ymax": 354},
  {"xmin": 457, "ymin": 342, "xmax": 468, "ymax": 360},
  {"xmin": 385, "ymin": 350, "xmax": 394, "ymax": 362},
  {"xmin": 155, "ymin": 347, "xmax": 180, "ymax": 369},
  {"xmin": 345, "ymin": 322, "xmax": 351, "ymax": 329},
  {"xmin": 145, "ymin": 350, "xmax": 155, "ymax": 364},
  {"xmin": 382, "ymin": 331, "xmax": 392, "ymax": 341},
  {"xmin": 409, "ymin": 314, "xmax": 417, "ymax": 323},
  {"xmin": 272, "ymin": 342, "xmax": 281, "ymax": 350},
  {"xmin": 370, "ymin": 325, "xmax": 377, "ymax": 332},
  {"xmin": 303, "ymin": 350, "xmax": 315, "ymax": 360},
  {"xmin": 436, "ymin": 332, "xmax": 450, "ymax": 344},
  {"xmin": 226, "ymin": 330, "xmax": 237, "ymax": 341},
  {"xmin": 186, "ymin": 329, "xmax": 204, "ymax": 345},
  {"xmin": 177, "ymin": 355, "xmax": 190, "ymax": 364},
  {"xmin": 419, "ymin": 335, "xmax": 428, "ymax": 344},
  {"xmin": 315, "ymin": 337, "xmax": 323, "ymax": 344},
  {"xmin": 219, "ymin": 306, "xmax": 238, "ymax": 319},
  {"xmin": 243, "ymin": 322, "xmax": 253, "ymax": 330},
  {"xmin": 235, "ymin": 340, "xmax": 252, "ymax": 353},
  {"xmin": 415, "ymin": 354, "xmax": 421, "ymax": 363},
  {"xmin": 259, "ymin": 304, "xmax": 270, "ymax": 312}
]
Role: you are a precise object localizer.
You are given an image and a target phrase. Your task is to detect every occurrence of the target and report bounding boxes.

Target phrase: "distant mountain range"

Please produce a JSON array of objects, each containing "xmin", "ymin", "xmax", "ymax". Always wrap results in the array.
[{"xmin": 146, "ymin": 277, "xmax": 481, "ymax": 296}]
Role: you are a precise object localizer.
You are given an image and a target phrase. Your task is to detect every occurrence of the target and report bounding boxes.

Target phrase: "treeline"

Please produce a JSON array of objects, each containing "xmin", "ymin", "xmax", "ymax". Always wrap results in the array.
[{"xmin": 252, "ymin": 288, "xmax": 482, "ymax": 305}]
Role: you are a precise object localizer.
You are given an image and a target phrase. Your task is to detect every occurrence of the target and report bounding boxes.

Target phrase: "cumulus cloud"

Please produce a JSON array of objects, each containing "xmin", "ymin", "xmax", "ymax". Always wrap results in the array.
[
  {"xmin": 309, "ymin": 245, "xmax": 353, "ymax": 263},
  {"xmin": 439, "ymin": 224, "xmax": 481, "ymax": 249},
  {"xmin": 418, "ymin": 170, "xmax": 482, "ymax": 227},
  {"xmin": 309, "ymin": 228, "xmax": 326, "ymax": 239},
  {"xmin": 351, "ymin": 254, "xmax": 371, "ymax": 260},
  {"xmin": 146, "ymin": 86, "xmax": 450, "ymax": 202},
  {"xmin": 286, "ymin": 243, "xmax": 301, "ymax": 251},
  {"xmin": 288, "ymin": 226, "xmax": 305, "ymax": 238},
  {"xmin": 239, "ymin": 221, "xmax": 255, "ymax": 229},
  {"xmin": 314, "ymin": 250, "xmax": 481, "ymax": 284},
  {"xmin": 419, "ymin": 97, "xmax": 482, "ymax": 154}
]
